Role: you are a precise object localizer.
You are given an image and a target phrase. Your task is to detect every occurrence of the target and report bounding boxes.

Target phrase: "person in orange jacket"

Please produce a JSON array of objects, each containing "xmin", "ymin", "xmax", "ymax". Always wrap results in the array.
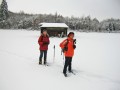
[{"xmin": 60, "ymin": 32, "xmax": 76, "ymax": 77}]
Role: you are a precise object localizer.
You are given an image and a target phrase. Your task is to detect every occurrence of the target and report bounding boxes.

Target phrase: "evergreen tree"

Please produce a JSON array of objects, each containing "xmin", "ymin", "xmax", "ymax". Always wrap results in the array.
[
  {"xmin": 0, "ymin": 0, "xmax": 9, "ymax": 21},
  {"xmin": 109, "ymin": 23, "xmax": 113, "ymax": 31},
  {"xmin": 0, "ymin": 5, "xmax": 2, "ymax": 21}
]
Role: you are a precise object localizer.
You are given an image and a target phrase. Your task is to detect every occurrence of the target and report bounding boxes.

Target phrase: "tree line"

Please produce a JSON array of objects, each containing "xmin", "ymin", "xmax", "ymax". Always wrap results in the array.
[{"xmin": 0, "ymin": 0, "xmax": 120, "ymax": 32}]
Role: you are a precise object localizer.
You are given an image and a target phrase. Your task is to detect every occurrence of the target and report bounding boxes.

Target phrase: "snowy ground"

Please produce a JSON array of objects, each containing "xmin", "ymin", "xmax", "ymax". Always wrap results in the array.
[{"xmin": 0, "ymin": 30, "xmax": 120, "ymax": 90}]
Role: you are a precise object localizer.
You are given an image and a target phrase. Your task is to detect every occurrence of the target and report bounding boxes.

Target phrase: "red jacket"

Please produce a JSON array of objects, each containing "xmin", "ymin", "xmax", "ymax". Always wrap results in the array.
[
  {"xmin": 60, "ymin": 38, "xmax": 74, "ymax": 57},
  {"xmin": 38, "ymin": 34, "xmax": 50, "ymax": 50}
]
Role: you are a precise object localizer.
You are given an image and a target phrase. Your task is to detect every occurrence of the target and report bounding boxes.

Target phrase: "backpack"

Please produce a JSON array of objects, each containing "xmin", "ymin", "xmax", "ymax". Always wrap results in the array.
[{"xmin": 60, "ymin": 39, "xmax": 69, "ymax": 53}]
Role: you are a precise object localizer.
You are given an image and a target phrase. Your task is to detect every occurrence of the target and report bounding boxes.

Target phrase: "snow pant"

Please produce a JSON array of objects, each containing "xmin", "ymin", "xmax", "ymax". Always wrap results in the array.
[
  {"xmin": 63, "ymin": 57, "xmax": 72, "ymax": 74},
  {"xmin": 39, "ymin": 50, "xmax": 47, "ymax": 63}
]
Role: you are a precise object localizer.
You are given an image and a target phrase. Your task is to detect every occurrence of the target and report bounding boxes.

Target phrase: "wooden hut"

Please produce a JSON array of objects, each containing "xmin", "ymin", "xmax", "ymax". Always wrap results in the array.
[{"xmin": 39, "ymin": 23, "xmax": 68, "ymax": 37}]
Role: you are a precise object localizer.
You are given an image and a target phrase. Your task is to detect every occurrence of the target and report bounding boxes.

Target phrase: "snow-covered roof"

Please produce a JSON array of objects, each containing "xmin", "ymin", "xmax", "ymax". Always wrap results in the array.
[{"xmin": 39, "ymin": 23, "xmax": 68, "ymax": 28}]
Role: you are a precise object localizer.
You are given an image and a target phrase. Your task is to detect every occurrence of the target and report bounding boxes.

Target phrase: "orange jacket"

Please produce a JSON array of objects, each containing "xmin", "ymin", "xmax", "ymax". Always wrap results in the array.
[{"xmin": 60, "ymin": 37, "xmax": 74, "ymax": 57}]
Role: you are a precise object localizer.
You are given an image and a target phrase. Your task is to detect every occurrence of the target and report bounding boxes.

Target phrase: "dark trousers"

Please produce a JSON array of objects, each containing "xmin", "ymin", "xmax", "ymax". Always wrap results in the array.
[
  {"xmin": 63, "ymin": 57, "xmax": 72, "ymax": 74},
  {"xmin": 39, "ymin": 50, "xmax": 47, "ymax": 63}
]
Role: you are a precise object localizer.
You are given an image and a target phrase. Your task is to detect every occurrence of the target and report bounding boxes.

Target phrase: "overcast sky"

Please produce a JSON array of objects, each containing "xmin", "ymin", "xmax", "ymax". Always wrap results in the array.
[{"xmin": 0, "ymin": 0, "xmax": 120, "ymax": 21}]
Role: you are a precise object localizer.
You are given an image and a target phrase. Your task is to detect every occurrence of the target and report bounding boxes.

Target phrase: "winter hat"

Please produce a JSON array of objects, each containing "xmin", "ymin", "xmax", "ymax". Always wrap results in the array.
[
  {"xmin": 42, "ymin": 28, "xmax": 47, "ymax": 33},
  {"xmin": 68, "ymin": 32, "xmax": 74, "ymax": 37}
]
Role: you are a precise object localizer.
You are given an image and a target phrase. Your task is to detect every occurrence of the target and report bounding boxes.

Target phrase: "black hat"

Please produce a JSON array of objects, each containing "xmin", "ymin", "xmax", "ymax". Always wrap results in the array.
[
  {"xmin": 68, "ymin": 32, "xmax": 74, "ymax": 37},
  {"xmin": 42, "ymin": 28, "xmax": 47, "ymax": 33}
]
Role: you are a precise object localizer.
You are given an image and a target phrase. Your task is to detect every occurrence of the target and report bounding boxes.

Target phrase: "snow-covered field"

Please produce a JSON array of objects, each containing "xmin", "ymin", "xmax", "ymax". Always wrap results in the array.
[{"xmin": 0, "ymin": 30, "xmax": 120, "ymax": 90}]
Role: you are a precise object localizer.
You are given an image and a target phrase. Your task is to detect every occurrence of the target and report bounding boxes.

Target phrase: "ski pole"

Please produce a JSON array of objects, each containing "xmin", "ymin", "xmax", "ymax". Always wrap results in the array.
[
  {"xmin": 63, "ymin": 52, "xmax": 65, "ymax": 65},
  {"xmin": 53, "ymin": 45, "xmax": 55, "ymax": 63}
]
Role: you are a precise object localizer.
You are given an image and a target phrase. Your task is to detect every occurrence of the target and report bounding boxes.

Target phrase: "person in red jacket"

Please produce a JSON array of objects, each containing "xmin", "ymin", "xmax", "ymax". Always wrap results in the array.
[
  {"xmin": 60, "ymin": 32, "xmax": 76, "ymax": 77},
  {"xmin": 38, "ymin": 29, "xmax": 50, "ymax": 65}
]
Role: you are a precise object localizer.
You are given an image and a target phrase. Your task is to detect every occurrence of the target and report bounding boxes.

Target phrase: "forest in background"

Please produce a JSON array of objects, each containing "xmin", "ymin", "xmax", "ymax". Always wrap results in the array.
[{"xmin": 0, "ymin": 0, "xmax": 120, "ymax": 32}]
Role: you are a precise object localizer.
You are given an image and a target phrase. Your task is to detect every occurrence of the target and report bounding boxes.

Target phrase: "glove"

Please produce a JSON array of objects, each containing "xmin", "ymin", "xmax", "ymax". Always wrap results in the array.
[
  {"xmin": 73, "ymin": 39, "xmax": 76, "ymax": 44},
  {"xmin": 62, "ymin": 47, "xmax": 68, "ymax": 52},
  {"xmin": 73, "ymin": 45, "xmax": 76, "ymax": 49},
  {"xmin": 43, "ymin": 42, "xmax": 49, "ymax": 45},
  {"xmin": 64, "ymin": 47, "xmax": 68, "ymax": 51}
]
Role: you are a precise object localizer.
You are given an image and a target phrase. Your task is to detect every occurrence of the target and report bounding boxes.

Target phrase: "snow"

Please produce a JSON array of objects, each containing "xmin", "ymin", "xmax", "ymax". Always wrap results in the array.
[
  {"xmin": 0, "ymin": 30, "xmax": 120, "ymax": 90},
  {"xmin": 40, "ymin": 23, "xmax": 68, "ymax": 28}
]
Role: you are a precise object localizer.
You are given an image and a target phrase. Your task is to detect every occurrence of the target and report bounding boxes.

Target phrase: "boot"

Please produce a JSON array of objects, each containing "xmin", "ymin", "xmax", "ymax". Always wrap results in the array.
[
  {"xmin": 68, "ymin": 70, "xmax": 73, "ymax": 73},
  {"xmin": 63, "ymin": 73, "xmax": 67, "ymax": 77},
  {"xmin": 44, "ymin": 60, "xmax": 46, "ymax": 65},
  {"xmin": 39, "ymin": 59, "xmax": 42, "ymax": 65}
]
